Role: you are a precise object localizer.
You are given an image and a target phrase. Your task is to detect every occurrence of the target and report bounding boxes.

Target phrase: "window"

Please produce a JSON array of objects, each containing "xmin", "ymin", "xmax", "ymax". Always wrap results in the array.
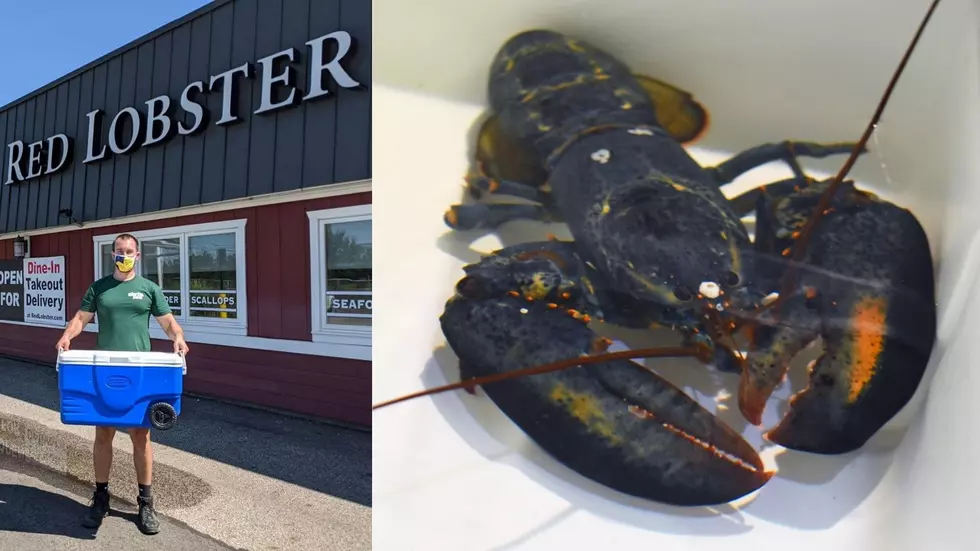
[
  {"xmin": 93, "ymin": 220, "xmax": 247, "ymax": 335},
  {"xmin": 309, "ymin": 205, "xmax": 371, "ymax": 340}
]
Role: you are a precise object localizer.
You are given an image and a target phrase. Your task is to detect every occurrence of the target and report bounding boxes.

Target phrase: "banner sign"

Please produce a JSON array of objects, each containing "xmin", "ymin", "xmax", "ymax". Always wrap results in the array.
[
  {"xmin": 0, "ymin": 256, "xmax": 66, "ymax": 326},
  {"xmin": 0, "ymin": 260, "xmax": 24, "ymax": 322}
]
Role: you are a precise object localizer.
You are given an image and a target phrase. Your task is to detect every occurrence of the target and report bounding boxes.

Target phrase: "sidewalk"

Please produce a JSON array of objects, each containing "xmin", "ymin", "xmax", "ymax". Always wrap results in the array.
[{"xmin": 0, "ymin": 356, "xmax": 371, "ymax": 551}]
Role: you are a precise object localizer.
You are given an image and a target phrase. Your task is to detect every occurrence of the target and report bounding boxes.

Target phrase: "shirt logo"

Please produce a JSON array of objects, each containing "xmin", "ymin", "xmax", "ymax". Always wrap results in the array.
[{"xmin": 128, "ymin": 292, "xmax": 146, "ymax": 300}]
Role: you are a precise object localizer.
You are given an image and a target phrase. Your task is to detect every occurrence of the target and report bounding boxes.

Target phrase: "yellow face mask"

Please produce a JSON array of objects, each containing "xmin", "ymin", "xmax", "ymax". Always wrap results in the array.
[{"xmin": 114, "ymin": 254, "xmax": 136, "ymax": 273}]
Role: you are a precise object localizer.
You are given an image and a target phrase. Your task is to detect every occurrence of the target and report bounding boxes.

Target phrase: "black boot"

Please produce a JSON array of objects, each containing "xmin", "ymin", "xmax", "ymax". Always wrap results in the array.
[
  {"xmin": 137, "ymin": 495, "xmax": 160, "ymax": 535},
  {"xmin": 82, "ymin": 488, "xmax": 110, "ymax": 528}
]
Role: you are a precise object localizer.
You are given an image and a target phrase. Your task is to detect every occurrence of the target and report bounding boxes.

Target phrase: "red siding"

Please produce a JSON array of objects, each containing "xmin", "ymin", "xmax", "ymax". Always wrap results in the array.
[{"xmin": 0, "ymin": 191, "xmax": 372, "ymax": 427}]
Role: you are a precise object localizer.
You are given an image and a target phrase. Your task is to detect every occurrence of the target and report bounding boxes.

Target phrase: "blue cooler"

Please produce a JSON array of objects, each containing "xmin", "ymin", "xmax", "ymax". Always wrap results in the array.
[{"xmin": 57, "ymin": 349, "xmax": 187, "ymax": 430}]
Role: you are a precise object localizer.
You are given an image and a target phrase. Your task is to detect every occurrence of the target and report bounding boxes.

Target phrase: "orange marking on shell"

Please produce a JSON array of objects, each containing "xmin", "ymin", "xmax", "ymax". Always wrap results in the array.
[
  {"xmin": 507, "ymin": 291, "xmax": 520, "ymax": 298},
  {"xmin": 561, "ymin": 292, "xmax": 571, "ymax": 300},
  {"xmin": 847, "ymin": 296, "xmax": 888, "ymax": 403},
  {"xmin": 547, "ymin": 303, "xmax": 558, "ymax": 309},
  {"xmin": 781, "ymin": 248, "xmax": 792, "ymax": 256}
]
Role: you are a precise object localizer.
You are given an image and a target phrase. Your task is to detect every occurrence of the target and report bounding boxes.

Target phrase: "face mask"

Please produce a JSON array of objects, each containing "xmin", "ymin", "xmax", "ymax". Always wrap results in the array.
[{"xmin": 114, "ymin": 254, "xmax": 136, "ymax": 273}]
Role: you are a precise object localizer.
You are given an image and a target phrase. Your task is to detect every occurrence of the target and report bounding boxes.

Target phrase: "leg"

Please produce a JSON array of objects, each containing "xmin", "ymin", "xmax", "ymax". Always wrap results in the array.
[
  {"xmin": 445, "ymin": 203, "xmax": 557, "ymax": 231},
  {"xmin": 82, "ymin": 426, "xmax": 117, "ymax": 528},
  {"xmin": 706, "ymin": 141, "xmax": 863, "ymax": 186},
  {"xmin": 129, "ymin": 428, "xmax": 160, "ymax": 535},
  {"xmin": 727, "ymin": 177, "xmax": 805, "ymax": 218},
  {"xmin": 129, "ymin": 428, "xmax": 152, "ymax": 486},
  {"xmin": 450, "ymin": 118, "xmax": 563, "ymax": 231},
  {"xmin": 94, "ymin": 426, "xmax": 115, "ymax": 483},
  {"xmin": 465, "ymin": 166, "xmax": 550, "ymax": 203}
]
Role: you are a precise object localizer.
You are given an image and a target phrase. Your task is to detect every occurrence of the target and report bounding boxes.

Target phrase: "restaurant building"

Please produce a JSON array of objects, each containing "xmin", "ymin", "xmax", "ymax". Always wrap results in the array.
[{"xmin": 0, "ymin": 0, "xmax": 371, "ymax": 427}]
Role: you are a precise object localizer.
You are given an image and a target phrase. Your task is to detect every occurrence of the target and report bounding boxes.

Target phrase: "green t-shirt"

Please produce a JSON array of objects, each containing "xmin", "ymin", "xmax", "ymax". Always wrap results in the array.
[{"xmin": 79, "ymin": 275, "xmax": 172, "ymax": 352}]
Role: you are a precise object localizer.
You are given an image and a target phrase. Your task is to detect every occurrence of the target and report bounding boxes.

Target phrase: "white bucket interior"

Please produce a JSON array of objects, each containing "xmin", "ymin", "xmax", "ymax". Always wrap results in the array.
[{"xmin": 373, "ymin": 0, "xmax": 978, "ymax": 549}]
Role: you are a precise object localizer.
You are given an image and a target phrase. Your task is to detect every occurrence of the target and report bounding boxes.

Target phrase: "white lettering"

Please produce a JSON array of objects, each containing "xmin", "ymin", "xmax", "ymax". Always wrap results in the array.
[
  {"xmin": 209, "ymin": 62, "xmax": 252, "ymax": 125},
  {"xmin": 108, "ymin": 107, "xmax": 143, "ymax": 154},
  {"xmin": 0, "ymin": 270, "xmax": 23, "ymax": 285},
  {"xmin": 255, "ymin": 48, "xmax": 298, "ymax": 114},
  {"xmin": 304, "ymin": 31, "xmax": 361, "ymax": 100},
  {"xmin": 4, "ymin": 141, "xmax": 24, "ymax": 185},
  {"xmin": 45, "ymin": 134, "xmax": 71, "ymax": 174},
  {"xmin": 3, "ymin": 29, "xmax": 362, "ymax": 178},
  {"xmin": 178, "ymin": 82, "xmax": 206, "ymax": 135},
  {"xmin": 26, "ymin": 141, "xmax": 44, "ymax": 179},
  {"xmin": 83, "ymin": 109, "xmax": 107, "ymax": 163},
  {"xmin": 143, "ymin": 95, "xmax": 173, "ymax": 146},
  {"xmin": 0, "ymin": 292, "xmax": 19, "ymax": 307}
]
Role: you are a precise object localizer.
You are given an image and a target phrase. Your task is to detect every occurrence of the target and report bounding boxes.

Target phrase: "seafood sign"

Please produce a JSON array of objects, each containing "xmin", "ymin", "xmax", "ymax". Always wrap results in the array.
[{"xmin": 0, "ymin": 256, "xmax": 66, "ymax": 326}]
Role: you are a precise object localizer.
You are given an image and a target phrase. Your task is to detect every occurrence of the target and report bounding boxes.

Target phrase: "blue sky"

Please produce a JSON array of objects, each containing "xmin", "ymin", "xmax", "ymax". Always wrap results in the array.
[{"xmin": 0, "ymin": 0, "xmax": 211, "ymax": 106}]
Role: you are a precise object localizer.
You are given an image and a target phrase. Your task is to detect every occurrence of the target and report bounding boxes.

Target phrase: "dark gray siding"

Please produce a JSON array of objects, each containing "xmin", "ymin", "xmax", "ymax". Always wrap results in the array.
[{"xmin": 0, "ymin": 0, "xmax": 370, "ymax": 234}]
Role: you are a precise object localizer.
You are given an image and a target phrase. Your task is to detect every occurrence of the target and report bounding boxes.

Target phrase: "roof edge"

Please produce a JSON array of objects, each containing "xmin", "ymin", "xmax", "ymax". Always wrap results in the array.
[{"xmin": 0, "ymin": 0, "xmax": 234, "ymax": 114}]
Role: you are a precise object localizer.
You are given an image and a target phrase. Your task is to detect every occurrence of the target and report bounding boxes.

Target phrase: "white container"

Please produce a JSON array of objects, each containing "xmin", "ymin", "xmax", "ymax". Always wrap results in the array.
[
  {"xmin": 57, "ymin": 350, "xmax": 187, "ymax": 374},
  {"xmin": 373, "ymin": 1, "xmax": 977, "ymax": 549}
]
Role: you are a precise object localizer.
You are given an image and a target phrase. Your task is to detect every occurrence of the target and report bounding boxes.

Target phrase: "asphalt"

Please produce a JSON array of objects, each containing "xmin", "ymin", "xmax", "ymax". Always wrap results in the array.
[
  {"xmin": 0, "ymin": 446, "xmax": 233, "ymax": 550},
  {"xmin": 0, "ymin": 356, "xmax": 372, "ymax": 551}
]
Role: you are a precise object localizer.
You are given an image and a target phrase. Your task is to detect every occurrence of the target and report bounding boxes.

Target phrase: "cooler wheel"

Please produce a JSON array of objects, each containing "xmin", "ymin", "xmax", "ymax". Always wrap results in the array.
[{"xmin": 149, "ymin": 402, "xmax": 178, "ymax": 430}]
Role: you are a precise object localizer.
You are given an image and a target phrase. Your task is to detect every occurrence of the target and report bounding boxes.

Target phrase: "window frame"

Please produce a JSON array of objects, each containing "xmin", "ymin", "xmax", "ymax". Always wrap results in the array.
[
  {"xmin": 91, "ymin": 219, "xmax": 248, "ymax": 336},
  {"xmin": 308, "ymin": 204, "xmax": 372, "ymax": 343}
]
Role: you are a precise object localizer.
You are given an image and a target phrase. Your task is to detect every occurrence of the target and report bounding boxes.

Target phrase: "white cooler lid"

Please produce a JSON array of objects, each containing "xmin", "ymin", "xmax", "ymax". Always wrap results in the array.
[{"xmin": 58, "ymin": 349, "xmax": 184, "ymax": 367}]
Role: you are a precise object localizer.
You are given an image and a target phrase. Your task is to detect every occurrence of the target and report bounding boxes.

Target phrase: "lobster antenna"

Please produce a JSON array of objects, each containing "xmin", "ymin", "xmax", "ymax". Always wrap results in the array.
[
  {"xmin": 372, "ymin": 346, "xmax": 700, "ymax": 410},
  {"xmin": 783, "ymin": 0, "xmax": 941, "ymax": 295}
]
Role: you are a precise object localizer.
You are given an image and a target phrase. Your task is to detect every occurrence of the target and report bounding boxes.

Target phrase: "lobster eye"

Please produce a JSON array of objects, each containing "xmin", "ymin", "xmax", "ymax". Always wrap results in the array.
[
  {"xmin": 672, "ymin": 286, "xmax": 693, "ymax": 302},
  {"xmin": 724, "ymin": 271, "xmax": 740, "ymax": 287}
]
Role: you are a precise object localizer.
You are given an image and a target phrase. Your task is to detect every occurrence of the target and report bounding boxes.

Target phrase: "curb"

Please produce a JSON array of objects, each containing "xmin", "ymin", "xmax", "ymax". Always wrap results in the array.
[{"xmin": 0, "ymin": 411, "xmax": 214, "ymax": 510}]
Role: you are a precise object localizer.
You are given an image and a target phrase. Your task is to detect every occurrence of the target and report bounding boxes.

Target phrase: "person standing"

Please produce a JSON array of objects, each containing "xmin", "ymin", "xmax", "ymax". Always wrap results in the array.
[{"xmin": 55, "ymin": 232, "xmax": 190, "ymax": 535}]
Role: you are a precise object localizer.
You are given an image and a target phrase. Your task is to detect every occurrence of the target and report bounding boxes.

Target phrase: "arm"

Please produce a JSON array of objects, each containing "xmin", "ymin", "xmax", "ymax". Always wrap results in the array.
[
  {"xmin": 150, "ymin": 285, "xmax": 189, "ymax": 355},
  {"xmin": 56, "ymin": 284, "xmax": 97, "ymax": 351},
  {"xmin": 56, "ymin": 310, "xmax": 95, "ymax": 350},
  {"xmin": 155, "ymin": 313, "xmax": 184, "ymax": 340},
  {"xmin": 155, "ymin": 313, "xmax": 189, "ymax": 355}
]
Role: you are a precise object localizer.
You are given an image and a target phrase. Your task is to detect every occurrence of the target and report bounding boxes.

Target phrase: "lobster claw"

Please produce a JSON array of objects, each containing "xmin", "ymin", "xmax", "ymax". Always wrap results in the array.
[
  {"xmin": 441, "ymin": 291, "xmax": 772, "ymax": 506},
  {"xmin": 758, "ymin": 290, "xmax": 935, "ymax": 454}
]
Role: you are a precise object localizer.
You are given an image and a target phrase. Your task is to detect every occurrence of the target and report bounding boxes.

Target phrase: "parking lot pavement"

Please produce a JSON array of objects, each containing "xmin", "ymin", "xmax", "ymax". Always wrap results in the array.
[{"xmin": 0, "ymin": 447, "xmax": 235, "ymax": 551}]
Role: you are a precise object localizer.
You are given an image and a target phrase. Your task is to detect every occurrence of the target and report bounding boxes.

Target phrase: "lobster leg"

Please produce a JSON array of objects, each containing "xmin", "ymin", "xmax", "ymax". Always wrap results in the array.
[
  {"xmin": 445, "ymin": 203, "xmax": 557, "ymax": 231},
  {"xmin": 441, "ymin": 290, "xmax": 771, "ymax": 506},
  {"xmin": 706, "ymin": 141, "xmax": 864, "ymax": 185},
  {"xmin": 466, "ymin": 171, "xmax": 550, "ymax": 203},
  {"xmin": 727, "ymin": 177, "xmax": 808, "ymax": 218}
]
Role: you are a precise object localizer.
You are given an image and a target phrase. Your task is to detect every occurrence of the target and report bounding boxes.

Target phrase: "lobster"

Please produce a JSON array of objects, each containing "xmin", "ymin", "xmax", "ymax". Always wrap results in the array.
[{"xmin": 374, "ymin": 0, "xmax": 941, "ymax": 508}]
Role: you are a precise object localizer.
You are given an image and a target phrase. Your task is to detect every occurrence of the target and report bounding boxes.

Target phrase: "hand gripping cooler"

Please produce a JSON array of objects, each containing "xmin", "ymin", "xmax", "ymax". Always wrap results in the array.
[{"xmin": 56, "ymin": 349, "xmax": 187, "ymax": 430}]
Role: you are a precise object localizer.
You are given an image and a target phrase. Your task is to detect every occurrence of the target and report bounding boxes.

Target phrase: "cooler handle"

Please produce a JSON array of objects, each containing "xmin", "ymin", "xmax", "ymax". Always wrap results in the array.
[
  {"xmin": 56, "ymin": 347, "xmax": 63, "ymax": 372},
  {"xmin": 179, "ymin": 351, "xmax": 187, "ymax": 375}
]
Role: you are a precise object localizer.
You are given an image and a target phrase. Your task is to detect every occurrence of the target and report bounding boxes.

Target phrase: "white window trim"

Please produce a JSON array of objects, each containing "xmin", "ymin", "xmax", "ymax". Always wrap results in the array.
[
  {"xmin": 308, "ymin": 204, "xmax": 372, "ymax": 347},
  {"xmin": 91, "ymin": 219, "xmax": 248, "ymax": 337}
]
